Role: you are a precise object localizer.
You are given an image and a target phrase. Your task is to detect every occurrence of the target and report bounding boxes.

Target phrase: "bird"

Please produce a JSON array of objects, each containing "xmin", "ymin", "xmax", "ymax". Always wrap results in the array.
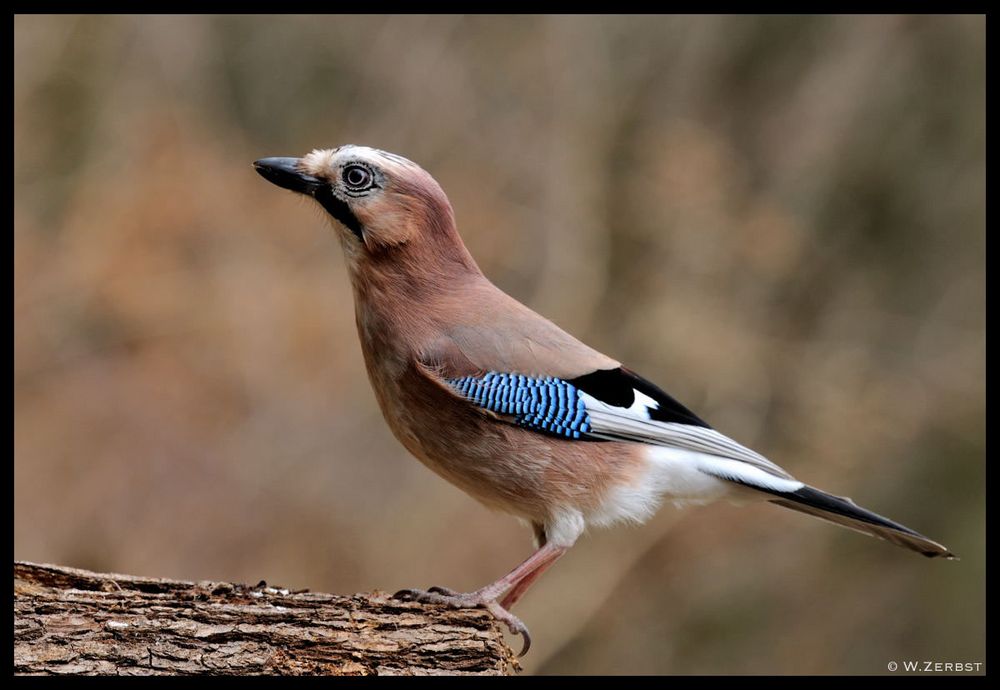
[{"xmin": 253, "ymin": 145, "xmax": 953, "ymax": 656}]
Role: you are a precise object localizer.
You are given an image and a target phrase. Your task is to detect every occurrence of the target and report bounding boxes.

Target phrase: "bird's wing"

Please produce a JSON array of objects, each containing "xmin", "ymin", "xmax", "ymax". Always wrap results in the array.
[
  {"xmin": 420, "ymin": 354, "xmax": 793, "ymax": 481},
  {"xmin": 568, "ymin": 366, "xmax": 793, "ymax": 479},
  {"xmin": 417, "ymin": 280, "xmax": 790, "ymax": 480}
]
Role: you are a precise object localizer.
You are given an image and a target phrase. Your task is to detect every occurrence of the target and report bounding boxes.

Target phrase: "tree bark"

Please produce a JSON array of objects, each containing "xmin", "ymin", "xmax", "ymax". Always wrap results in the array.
[{"xmin": 13, "ymin": 561, "xmax": 515, "ymax": 676}]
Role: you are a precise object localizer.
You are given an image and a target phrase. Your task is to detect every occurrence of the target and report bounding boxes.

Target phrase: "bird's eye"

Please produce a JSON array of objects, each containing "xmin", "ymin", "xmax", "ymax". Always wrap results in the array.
[{"xmin": 343, "ymin": 165, "xmax": 372, "ymax": 189}]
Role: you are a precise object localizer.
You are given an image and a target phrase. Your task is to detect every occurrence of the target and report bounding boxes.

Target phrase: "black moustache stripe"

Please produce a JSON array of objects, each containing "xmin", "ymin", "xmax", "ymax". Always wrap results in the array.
[{"xmin": 314, "ymin": 186, "xmax": 365, "ymax": 240}]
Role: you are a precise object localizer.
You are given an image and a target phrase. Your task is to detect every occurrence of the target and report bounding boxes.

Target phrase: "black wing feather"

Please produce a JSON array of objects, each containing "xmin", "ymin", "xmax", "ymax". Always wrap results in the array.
[{"xmin": 568, "ymin": 367, "xmax": 711, "ymax": 428}]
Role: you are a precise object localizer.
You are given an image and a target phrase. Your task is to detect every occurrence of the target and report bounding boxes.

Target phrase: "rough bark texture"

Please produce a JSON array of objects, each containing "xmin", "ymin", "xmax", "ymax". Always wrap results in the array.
[{"xmin": 13, "ymin": 561, "xmax": 516, "ymax": 676}]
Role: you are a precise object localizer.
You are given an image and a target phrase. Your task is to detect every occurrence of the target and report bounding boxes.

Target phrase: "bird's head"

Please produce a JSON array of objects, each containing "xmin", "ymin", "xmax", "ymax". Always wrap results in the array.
[{"xmin": 254, "ymin": 146, "xmax": 477, "ymax": 280}]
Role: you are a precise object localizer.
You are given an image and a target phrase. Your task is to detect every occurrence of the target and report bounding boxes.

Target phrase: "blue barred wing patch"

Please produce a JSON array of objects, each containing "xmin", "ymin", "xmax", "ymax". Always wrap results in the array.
[{"xmin": 446, "ymin": 372, "xmax": 592, "ymax": 439}]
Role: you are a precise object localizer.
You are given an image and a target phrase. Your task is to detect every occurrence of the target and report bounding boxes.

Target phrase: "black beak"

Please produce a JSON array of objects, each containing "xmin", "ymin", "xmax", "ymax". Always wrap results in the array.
[
  {"xmin": 254, "ymin": 155, "xmax": 366, "ymax": 240},
  {"xmin": 253, "ymin": 157, "xmax": 322, "ymax": 194}
]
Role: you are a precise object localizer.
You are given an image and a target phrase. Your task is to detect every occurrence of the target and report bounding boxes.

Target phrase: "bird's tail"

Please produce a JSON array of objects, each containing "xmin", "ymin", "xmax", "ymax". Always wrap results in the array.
[{"xmin": 768, "ymin": 485, "xmax": 955, "ymax": 559}]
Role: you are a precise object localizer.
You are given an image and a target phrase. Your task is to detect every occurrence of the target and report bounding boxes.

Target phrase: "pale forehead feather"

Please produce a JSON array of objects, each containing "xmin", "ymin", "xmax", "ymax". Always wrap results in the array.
[{"xmin": 300, "ymin": 145, "xmax": 420, "ymax": 177}]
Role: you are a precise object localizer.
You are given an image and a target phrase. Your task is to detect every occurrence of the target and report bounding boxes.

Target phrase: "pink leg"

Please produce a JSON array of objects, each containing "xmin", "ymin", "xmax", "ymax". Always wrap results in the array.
[
  {"xmin": 394, "ymin": 542, "xmax": 568, "ymax": 656},
  {"xmin": 476, "ymin": 542, "xmax": 566, "ymax": 601},
  {"xmin": 499, "ymin": 547, "xmax": 563, "ymax": 610}
]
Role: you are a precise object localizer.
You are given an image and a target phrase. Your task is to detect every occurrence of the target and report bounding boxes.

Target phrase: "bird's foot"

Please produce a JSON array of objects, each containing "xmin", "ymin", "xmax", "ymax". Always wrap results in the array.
[{"xmin": 392, "ymin": 586, "xmax": 532, "ymax": 656}]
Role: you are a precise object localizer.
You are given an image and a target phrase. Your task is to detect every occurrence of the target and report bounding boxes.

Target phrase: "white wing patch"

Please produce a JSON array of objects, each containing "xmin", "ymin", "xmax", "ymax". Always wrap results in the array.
[{"xmin": 628, "ymin": 389, "xmax": 660, "ymax": 418}]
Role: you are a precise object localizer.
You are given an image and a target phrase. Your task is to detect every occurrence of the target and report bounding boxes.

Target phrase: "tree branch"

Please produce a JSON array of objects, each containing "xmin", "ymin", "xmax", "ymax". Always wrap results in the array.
[{"xmin": 13, "ymin": 561, "xmax": 515, "ymax": 676}]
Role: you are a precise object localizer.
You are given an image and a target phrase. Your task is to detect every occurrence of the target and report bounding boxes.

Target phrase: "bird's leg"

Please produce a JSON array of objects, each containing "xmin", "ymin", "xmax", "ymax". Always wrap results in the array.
[
  {"xmin": 498, "ymin": 556, "xmax": 558, "ymax": 610},
  {"xmin": 393, "ymin": 541, "xmax": 567, "ymax": 656},
  {"xmin": 499, "ymin": 522, "xmax": 552, "ymax": 610}
]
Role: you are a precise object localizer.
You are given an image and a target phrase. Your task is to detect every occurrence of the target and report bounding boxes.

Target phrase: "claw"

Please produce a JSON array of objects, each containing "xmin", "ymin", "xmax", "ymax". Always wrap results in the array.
[
  {"xmin": 484, "ymin": 599, "xmax": 531, "ymax": 656},
  {"xmin": 507, "ymin": 624, "xmax": 531, "ymax": 657},
  {"xmin": 516, "ymin": 629, "xmax": 531, "ymax": 657},
  {"xmin": 392, "ymin": 586, "xmax": 459, "ymax": 605},
  {"xmin": 388, "ymin": 585, "xmax": 533, "ymax": 656}
]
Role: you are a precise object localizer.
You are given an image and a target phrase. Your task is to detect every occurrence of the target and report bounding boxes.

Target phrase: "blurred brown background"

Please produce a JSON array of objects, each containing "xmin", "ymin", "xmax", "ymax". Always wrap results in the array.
[{"xmin": 14, "ymin": 15, "xmax": 984, "ymax": 675}]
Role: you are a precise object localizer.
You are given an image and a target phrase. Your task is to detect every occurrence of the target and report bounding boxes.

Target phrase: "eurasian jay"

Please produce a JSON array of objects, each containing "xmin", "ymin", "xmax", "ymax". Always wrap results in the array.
[{"xmin": 254, "ymin": 146, "xmax": 953, "ymax": 655}]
